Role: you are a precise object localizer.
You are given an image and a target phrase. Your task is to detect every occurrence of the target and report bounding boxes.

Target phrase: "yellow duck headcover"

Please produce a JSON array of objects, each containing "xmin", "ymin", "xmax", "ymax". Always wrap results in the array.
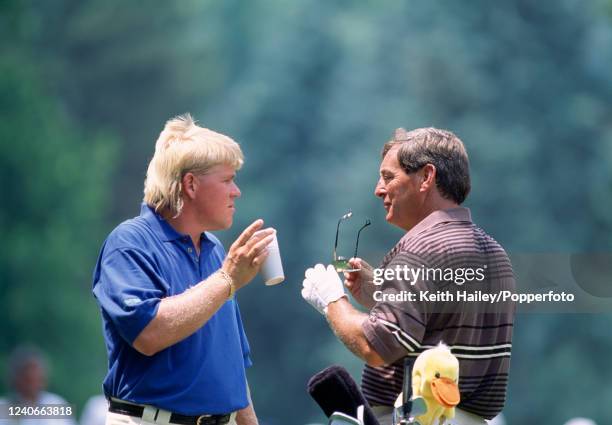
[{"xmin": 412, "ymin": 342, "xmax": 461, "ymax": 425}]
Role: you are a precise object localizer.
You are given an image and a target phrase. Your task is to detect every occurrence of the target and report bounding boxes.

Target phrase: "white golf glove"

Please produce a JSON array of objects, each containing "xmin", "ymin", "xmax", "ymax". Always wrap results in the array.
[{"xmin": 301, "ymin": 263, "xmax": 347, "ymax": 315}]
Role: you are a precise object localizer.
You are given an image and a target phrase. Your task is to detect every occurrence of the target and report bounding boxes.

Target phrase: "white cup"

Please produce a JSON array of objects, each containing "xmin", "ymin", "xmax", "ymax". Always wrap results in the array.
[{"xmin": 255, "ymin": 230, "xmax": 285, "ymax": 285}]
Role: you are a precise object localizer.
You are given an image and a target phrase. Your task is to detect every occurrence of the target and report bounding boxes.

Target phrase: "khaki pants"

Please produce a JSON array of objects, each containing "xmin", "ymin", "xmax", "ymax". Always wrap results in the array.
[
  {"xmin": 372, "ymin": 405, "xmax": 487, "ymax": 425},
  {"xmin": 105, "ymin": 409, "xmax": 237, "ymax": 425}
]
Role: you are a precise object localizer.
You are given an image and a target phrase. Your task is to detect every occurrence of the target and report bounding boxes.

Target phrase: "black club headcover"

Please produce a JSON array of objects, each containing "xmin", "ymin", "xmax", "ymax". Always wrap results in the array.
[{"xmin": 307, "ymin": 365, "xmax": 380, "ymax": 425}]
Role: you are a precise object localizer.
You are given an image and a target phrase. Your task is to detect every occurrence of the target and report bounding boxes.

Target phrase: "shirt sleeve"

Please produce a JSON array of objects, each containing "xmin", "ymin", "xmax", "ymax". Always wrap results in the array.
[
  {"xmin": 93, "ymin": 247, "xmax": 167, "ymax": 344},
  {"xmin": 234, "ymin": 300, "xmax": 253, "ymax": 368},
  {"xmin": 362, "ymin": 252, "xmax": 430, "ymax": 364}
]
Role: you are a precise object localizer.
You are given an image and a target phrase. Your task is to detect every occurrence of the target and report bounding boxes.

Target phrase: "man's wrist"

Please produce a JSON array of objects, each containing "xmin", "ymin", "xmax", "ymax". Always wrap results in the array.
[
  {"xmin": 323, "ymin": 294, "xmax": 348, "ymax": 315},
  {"xmin": 217, "ymin": 269, "xmax": 235, "ymax": 299}
]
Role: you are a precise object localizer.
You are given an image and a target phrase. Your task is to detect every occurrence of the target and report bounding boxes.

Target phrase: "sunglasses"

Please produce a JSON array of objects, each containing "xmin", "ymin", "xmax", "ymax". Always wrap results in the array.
[{"xmin": 332, "ymin": 210, "xmax": 371, "ymax": 272}]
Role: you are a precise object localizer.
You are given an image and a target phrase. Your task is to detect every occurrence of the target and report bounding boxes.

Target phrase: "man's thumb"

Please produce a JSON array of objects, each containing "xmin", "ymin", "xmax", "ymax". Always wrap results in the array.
[{"xmin": 349, "ymin": 257, "xmax": 361, "ymax": 268}]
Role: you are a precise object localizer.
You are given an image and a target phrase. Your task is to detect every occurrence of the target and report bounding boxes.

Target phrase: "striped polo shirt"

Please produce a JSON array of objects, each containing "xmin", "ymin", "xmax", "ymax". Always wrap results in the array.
[{"xmin": 361, "ymin": 207, "xmax": 515, "ymax": 419}]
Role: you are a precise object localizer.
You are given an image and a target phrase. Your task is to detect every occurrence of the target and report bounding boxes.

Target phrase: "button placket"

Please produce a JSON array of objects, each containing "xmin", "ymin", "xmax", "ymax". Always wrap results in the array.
[{"xmin": 181, "ymin": 237, "xmax": 198, "ymax": 263}]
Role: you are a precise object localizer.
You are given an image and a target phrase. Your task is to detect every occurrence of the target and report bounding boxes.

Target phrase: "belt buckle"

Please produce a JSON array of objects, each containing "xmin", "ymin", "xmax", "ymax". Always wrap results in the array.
[{"xmin": 196, "ymin": 415, "xmax": 210, "ymax": 425}]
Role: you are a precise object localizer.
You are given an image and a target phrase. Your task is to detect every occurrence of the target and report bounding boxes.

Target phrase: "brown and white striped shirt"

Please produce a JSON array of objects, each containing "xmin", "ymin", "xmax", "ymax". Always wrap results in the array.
[{"xmin": 361, "ymin": 207, "xmax": 515, "ymax": 419}]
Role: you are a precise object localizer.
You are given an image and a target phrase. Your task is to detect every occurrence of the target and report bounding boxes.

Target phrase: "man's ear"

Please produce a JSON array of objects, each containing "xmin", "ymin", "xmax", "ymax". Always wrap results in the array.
[
  {"xmin": 182, "ymin": 172, "xmax": 198, "ymax": 200},
  {"xmin": 419, "ymin": 164, "xmax": 436, "ymax": 193}
]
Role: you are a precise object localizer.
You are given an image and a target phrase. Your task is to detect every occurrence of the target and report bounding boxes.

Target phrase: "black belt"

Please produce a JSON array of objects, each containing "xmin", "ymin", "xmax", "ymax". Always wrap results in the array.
[{"xmin": 108, "ymin": 400, "xmax": 231, "ymax": 425}]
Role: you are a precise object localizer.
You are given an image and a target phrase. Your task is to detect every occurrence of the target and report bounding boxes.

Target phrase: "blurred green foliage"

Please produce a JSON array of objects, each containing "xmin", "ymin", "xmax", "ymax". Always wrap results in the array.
[
  {"xmin": 0, "ymin": 0, "xmax": 117, "ymax": 412},
  {"xmin": 2, "ymin": 1, "xmax": 612, "ymax": 424}
]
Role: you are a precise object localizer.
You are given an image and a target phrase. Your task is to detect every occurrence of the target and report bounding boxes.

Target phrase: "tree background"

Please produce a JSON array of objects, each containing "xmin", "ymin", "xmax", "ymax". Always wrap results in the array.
[{"xmin": 2, "ymin": 1, "xmax": 612, "ymax": 424}]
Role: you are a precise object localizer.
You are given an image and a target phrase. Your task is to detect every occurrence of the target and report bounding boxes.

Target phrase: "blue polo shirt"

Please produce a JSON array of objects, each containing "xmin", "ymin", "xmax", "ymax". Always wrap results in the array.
[{"xmin": 92, "ymin": 204, "xmax": 252, "ymax": 415}]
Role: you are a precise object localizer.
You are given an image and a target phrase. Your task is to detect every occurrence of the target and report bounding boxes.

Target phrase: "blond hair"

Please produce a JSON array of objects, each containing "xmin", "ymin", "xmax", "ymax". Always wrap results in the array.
[{"xmin": 143, "ymin": 114, "xmax": 243, "ymax": 216}]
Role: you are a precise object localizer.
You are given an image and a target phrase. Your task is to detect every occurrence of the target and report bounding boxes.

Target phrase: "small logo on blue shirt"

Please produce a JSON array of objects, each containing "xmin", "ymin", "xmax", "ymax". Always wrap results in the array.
[{"xmin": 124, "ymin": 297, "xmax": 141, "ymax": 307}]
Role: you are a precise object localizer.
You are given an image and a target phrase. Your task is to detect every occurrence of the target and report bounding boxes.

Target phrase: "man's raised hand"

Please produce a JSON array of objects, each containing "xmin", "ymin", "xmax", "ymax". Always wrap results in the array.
[
  {"xmin": 223, "ymin": 219, "xmax": 275, "ymax": 289},
  {"xmin": 343, "ymin": 258, "xmax": 376, "ymax": 309}
]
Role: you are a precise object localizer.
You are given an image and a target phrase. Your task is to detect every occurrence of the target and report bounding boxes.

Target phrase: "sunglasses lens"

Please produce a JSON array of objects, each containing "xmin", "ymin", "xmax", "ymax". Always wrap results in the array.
[
  {"xmin": 332, "ymin": 258, "xmax": 349, "ymax": 271},
  {"xmin": 332, "ymin": 258, "xmax": 361, "ymax": 273}
]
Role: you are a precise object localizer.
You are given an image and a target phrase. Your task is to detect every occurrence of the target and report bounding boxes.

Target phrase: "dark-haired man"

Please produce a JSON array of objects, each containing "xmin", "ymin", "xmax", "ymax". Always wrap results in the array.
[{"xmin": 302, "ymin": 128, "xmax": 515, "ymax": 425}]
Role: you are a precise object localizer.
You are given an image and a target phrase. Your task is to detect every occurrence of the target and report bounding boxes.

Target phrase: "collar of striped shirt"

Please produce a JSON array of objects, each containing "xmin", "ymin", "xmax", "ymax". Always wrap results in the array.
[{"xmin": 405, "ymin": 207, "xmax": 472, "ymax": 239}]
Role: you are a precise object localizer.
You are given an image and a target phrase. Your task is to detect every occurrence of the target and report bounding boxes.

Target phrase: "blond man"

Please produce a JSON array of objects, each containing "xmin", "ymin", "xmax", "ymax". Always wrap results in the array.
[{"xmin": 93, "ymin": 114, "xmax": 272, "ymax": 425}]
